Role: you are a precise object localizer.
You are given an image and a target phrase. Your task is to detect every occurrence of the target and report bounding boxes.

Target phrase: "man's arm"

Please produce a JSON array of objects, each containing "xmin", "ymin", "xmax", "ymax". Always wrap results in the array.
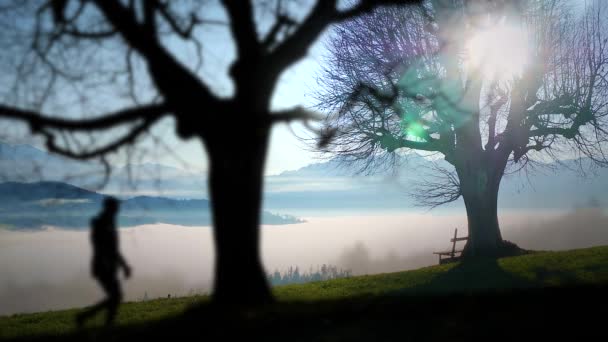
[{"xmin": 117, "ymin": 253, "xmax": 132, "ymax": 278}]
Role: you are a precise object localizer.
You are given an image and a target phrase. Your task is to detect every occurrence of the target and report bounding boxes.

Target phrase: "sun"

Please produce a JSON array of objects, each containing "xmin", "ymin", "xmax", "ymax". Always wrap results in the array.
[{"xmin": 465, "ymin": 24, "xmax": 530, "ymax": 81}]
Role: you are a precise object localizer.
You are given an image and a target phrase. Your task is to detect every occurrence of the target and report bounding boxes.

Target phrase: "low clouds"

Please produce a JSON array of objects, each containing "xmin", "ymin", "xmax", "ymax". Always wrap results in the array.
[{"xmin": 1, "ymin": 208, "xmax": 607, "ymax": 316}]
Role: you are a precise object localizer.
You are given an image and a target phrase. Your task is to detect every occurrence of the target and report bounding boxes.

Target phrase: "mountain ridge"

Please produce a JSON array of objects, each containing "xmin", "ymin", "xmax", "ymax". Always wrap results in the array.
[
  {"xmin": 2, "ymin": 142, "xmax": 607, "ymax": 211},
  {"xmin": 0, "ymin": 180, "xmax": 302, "ymax": 229}
]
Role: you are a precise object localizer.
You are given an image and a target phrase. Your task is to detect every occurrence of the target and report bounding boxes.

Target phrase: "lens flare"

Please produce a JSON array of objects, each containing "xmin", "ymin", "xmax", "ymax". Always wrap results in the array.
[{"xmin": 466, "ymin": 24, "xmax": 530, "ymax": 80}]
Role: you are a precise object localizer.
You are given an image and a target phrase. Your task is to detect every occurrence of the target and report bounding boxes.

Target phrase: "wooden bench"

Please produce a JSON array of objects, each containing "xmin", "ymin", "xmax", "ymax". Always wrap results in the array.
[{"xmin": 433, "ymin": 228, "xmax": 468, "ymax": 264}]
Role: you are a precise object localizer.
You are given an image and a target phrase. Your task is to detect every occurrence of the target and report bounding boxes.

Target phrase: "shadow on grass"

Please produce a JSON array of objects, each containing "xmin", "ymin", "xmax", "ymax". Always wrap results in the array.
[
  {"xmin": 7, "ymin": 259, "xmax": 607, "ymax": 341},
  {"xmin": 392, "ymin": 256, "xmax": 585, "ymax": 297}
]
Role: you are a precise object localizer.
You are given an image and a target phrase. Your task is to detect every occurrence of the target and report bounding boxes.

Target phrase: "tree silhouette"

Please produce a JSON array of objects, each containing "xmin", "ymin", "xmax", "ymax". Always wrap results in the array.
[
  {"xmin": 0, "ymin": 0, "xmax": 422, "ymax": 305},
  {"xmin": 316, "ymin": 0, "xmax": 608, "ymax": 257}
]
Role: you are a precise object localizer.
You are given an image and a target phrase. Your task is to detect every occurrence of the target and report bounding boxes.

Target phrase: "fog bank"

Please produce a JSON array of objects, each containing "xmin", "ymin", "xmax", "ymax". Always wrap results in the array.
[{"xmin": 1, "ymin": 208, "xmax": 607, "ymax": 316}]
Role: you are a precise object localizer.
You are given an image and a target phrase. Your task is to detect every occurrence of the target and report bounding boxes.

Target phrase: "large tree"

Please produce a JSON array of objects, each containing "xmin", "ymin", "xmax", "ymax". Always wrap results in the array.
[
  {"xmin": 316, "ymin": 0, "xmax": 608, "ymax": 257},
  {"xmin": 0, "ymin": 0, "xmax": 421, "ymax": 305}
]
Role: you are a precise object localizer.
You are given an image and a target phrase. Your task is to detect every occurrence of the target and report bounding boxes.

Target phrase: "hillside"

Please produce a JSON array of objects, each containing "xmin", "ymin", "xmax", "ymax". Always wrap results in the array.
[
  {"xmin": 0, "ymin": 181, "xmax": 303, "ymax": 228},
  {"xmin": 1, "ymin": 245, "xmax": 607, "ymax": 340}
]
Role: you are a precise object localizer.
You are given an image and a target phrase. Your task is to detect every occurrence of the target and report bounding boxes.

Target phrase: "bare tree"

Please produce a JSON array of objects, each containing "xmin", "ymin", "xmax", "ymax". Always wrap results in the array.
[
  {"xmin": 0, "ymin": 0, "xmax": 423, "ymax": 305},
  {"xmin": 316, "ymin": 0, "xmax": 608, "ymax": 257}
]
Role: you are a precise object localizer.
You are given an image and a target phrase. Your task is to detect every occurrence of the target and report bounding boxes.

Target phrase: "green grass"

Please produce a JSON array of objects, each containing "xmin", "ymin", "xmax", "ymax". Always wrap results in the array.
[
  {"xmin": 276, "ymin": 246, "xmax": 608, "ymax": 300},
  {"xmin": 1, "ymin": 245, "xmax": 608, "ymax": 341},
  {"xmin": 0, "ymin": 296, "xmax": 206, "ymax": 339}
]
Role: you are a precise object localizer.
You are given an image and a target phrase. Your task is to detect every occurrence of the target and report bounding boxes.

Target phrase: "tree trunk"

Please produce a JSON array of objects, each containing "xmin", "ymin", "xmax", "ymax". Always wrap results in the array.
[
  {"xmin": 459, "ymin": 166, "xmax": 505, "ymax": 258},
  {"xmin": 207, "ymin": 128, "xmax": 273, "ymax": 306}
]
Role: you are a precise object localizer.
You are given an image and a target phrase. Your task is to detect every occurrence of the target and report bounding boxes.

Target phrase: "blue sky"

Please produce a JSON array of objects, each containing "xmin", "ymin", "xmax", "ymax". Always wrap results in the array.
[
  {"xmin": 0, "ymin": 1, "xmax": 331, "ymax": 176},
  {"xmin": 0, "ymin": 0, "xmax": 592, "ymax": 176},
  {"xmin": 265, "ymin": 42, "xmax": 328, "ymax": 175},
  {"xmin": 149, "ymin": 2, "xmax": 332, "ymax": 176},
  {"xmin": 157, "ymin": 0, "xmax": 590, "ymax": 176}
]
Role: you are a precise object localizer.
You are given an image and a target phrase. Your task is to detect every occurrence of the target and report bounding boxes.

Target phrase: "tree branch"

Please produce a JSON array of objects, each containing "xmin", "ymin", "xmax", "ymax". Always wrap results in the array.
[
  {"xmin": 370, "ymin": 129, "xmax": 442, "ymax": 153},
  {"xmin": 526, "ymin": 95, "xmax": 577, "ymax": 118},
  {"xmin": 157, "ymin": 4, "xmax": 202, "ymax": 39},
  {"xmin": 262, "ymin": 14, "xmax": 297, "ymax": 51},
  {"xmin": 41, "ymin": 118, "xmax": 158, "ymax": 160},
  {"xmin": 528, "ymin": 126, "xmax": 578, "ymax": 139},
  {"xmin": 335, "ymin": 0, "xmax": 421, "ymax": 21},
  {"xmin": 63, "ymin": 28, "xmax": 118, "ymax": 38},
  {"xmin": 92, "ymin": 0, "xmax": 221, "ymax": 135},
  {"xmin": 485, "ymin": 85, "xmax": 508, "ymax": 150},
  {"xmin": 0, "ymin": 103, "xmax": 169, "ymax": 131},
  {"xmin": 410, "ymin": 162, "xmax": 461, "ymax": 209},
  {"xmin": 270, "ymin": 106, "xmax": 323, "ymax": 124},
  {"xmin": 269, "ymin": 0, "xmax": 422, "ymax": 79},
  {"xmin": 222, "ymin": 0, "xmax": 259, "ymax": 60}
]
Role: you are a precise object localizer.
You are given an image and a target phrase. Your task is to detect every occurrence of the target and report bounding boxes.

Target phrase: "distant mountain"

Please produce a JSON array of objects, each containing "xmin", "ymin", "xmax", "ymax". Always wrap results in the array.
[
  {"xmin": 0, "ymin": 181, "xmax": 303, "ymax": 229},
  {"xmin": 2, "ymin": 142, "xmax": 607, "ymax": 212},
  {"xmin": 264, "ymin": 155, "xmax": 432, "ymax": 210},
  {"xmin": 275, "ymin": 153, "xmax": 438, "ymax": 178},
  {"xmin": 0, "ymin": 142, "xmax": 207, "ymax": 197},
  {"xmin": 0, "ymin": 143, "xmax": 51, "ymax": 161},
  {"xmin": 107, "ymin": 163, "xmax": 207, "ymax": 196},
  {"xmin": 264, "ymin": 154, "xmax": 608, "ymax": 211},
  {"xmin": 0, "ymin": 181, "xmax": 102, "ymax": 203}
]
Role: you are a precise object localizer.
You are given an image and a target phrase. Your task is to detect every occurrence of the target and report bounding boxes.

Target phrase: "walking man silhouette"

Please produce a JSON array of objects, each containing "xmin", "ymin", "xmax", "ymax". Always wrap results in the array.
[{"xmin": 76, "ymin": 197, "xmax": 131, "ymax": 328}]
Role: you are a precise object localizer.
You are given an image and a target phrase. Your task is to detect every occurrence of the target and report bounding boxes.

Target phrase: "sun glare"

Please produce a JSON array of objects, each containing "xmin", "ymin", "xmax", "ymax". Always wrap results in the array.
[{"xmin": 466, "ymin": 24, "xmax": 530, "ymax": 80}]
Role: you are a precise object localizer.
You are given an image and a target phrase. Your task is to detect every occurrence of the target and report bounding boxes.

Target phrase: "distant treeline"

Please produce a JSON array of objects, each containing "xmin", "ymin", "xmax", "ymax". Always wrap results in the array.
[{"xmin": 267, "ymin": 264, "xmax": 352, "ymax": 286}]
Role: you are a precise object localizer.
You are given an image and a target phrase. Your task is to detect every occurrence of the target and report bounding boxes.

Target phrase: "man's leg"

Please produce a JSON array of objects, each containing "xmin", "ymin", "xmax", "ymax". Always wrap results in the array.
[
  {"xmin": 103, "ymin": 275, "xmax": 123, "ymax": 326},
  {"xmin": 76, "ymin": 274, "xmax": 109, "ymax": 328}
]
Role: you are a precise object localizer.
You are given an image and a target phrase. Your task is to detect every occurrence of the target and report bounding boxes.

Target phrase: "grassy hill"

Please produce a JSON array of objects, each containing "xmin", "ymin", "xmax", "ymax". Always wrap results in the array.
[{"xmin": 2, "ymin": 246, "xmax": 607, "ymax": 341}]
